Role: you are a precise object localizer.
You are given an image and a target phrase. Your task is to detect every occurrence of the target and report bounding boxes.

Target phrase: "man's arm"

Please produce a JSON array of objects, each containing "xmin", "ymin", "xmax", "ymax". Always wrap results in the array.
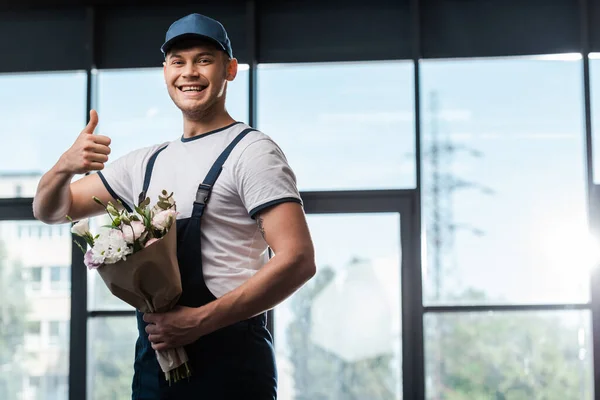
[
  {"xmin": 33, "ymin": 110, "xmax": 116, "ymax": 224},
  {"xmin": 144, "ymin": 201, "xmax": 316, "ymax": 350}
]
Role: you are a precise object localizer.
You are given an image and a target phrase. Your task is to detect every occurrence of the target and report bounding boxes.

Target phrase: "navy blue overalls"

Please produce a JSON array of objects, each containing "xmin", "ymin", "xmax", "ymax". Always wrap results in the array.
[{"xmin": 131, "ymin": 128, "xmax": 278, "ymax": 399}]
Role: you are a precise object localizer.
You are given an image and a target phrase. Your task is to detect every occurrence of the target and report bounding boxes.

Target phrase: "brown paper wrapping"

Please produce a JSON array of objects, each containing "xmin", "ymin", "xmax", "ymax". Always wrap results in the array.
[
  {"xmin": 96, "ymin": 226, "xmax": 188, "ymax": 374},
  {"xmin": 97, "ymin": 226, "xmax": 181, "ymax": 313}
]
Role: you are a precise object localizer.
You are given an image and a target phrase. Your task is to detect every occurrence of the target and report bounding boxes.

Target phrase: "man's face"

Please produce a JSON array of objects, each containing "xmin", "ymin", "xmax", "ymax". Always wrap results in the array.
[{"xmin": 163, "ymin": 43, "xmax": 237, "ymax": 119}]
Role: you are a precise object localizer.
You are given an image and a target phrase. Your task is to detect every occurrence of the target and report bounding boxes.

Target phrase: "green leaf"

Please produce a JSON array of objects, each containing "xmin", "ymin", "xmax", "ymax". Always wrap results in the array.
[{"xmin": 73, "ymin": 240, "xmax": 87, "ymax": 254}]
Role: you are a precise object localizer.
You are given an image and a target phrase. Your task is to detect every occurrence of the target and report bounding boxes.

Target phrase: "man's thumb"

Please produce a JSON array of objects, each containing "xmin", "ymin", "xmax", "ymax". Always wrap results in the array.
[{"xmin": 84, "ymin": 109, "xmax": 99, "ymax": 134}]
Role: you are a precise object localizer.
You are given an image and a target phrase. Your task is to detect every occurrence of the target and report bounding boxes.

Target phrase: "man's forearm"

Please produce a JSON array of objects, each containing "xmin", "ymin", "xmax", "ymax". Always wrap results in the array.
[
  {"xmin": 32, "ymin": 162, "xmax": 74, "ymax": 224},
  {"xmin": 196, "ymin": 249, "xmax": 316, "ymax": 334}
]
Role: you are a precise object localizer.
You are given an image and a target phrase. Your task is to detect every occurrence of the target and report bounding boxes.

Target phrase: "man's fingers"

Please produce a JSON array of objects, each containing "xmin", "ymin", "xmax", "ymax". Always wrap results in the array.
[
  {"xmin": 148, "ymin": 334, "xmax": 162, "ymax": 343},
  {"xmin": 88, "ymin": 143, "xmax": 111, "ymax": 155},
  {"xmin": 151, "ymin": 341, "xmax": 168, "ymax": 351},
  {"xmin": 83, "ymin": 161, "xmax": 105, "ymax": 171},
  {"xmin": 143, "ymin": 313, "xmax": 156, "ymax": 323},
  {"xmin": 92, "ymin": 135, "xmax": 111, "ymax": 146},
  {"xmin": 86, "ymin": 153, "xmax": 109, "ymax": 163},
  {"xmin": 83, "ymin": 109, "xmax": 99, "ymax": 134},
  {"xmin": 145, "ymin": 324, "xmax": 158, "ymax": 335}
]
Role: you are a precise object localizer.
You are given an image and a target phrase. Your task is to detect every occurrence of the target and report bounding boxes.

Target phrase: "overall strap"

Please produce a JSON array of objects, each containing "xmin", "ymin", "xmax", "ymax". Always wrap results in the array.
[
  {"xmin": 194, "ymin": 128, "xmax": 256, "ymax": 207},
  {"xmin": 138, "ymin": 144, "xmax": 169, "ymax": 206}
]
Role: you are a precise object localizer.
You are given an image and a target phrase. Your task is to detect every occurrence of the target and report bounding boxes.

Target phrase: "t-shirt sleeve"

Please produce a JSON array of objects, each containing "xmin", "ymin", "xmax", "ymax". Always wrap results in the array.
[
  {"xmin": 96, "ymin": 153, "xmax": 136, "ymax": 212},
  {"xmin": 234, "ymin": 138, "xmax": 302, "ymax": 219}
]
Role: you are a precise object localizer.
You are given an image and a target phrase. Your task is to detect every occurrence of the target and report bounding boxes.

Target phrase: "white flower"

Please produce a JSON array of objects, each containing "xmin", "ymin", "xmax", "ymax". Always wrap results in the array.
[
  {"xmin": 152, "ymin": 209, "xmax": 177, "ymax": 231},
  {"xmin": 71, "ymin": 219, "xmax": 90, "ymax": 236},
  {"xmin": 91, "ymin": 229, "xmax": 132, "ymax": 265},
  {"xmin": 121, "ymin": 221, "xmax": 147, "ymax": 244}
]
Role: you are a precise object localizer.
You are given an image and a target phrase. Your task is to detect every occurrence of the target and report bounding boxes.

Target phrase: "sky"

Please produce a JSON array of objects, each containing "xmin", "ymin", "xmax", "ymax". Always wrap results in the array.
[{"xmin": 0, "ymin": 54, "xmax": 597, "ymax": 399}]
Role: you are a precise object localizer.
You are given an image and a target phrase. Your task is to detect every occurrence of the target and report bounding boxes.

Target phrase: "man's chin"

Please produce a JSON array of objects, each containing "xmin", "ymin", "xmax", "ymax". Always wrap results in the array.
[{"xmin": 179, "ymin": 105, "xmax": 214, "ymax": 121}]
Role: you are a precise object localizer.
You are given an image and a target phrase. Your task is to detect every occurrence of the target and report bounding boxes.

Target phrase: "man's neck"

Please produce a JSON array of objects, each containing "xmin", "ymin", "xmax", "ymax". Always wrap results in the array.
[{"xmin": 182, "ymin": 111, "xmax": 236, "ymax": 139}]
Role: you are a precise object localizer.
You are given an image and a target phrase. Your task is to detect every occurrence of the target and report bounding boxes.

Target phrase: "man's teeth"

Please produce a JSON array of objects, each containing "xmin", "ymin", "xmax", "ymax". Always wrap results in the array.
[{"xmin": 181, "ymin": 86, "xmax": 203, "ymax": 92}]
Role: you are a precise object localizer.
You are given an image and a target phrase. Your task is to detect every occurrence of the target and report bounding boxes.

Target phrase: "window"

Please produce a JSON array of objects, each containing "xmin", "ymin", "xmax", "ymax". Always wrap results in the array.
[
  {"xmin": 50, "ymin": 266, "xmax": 61, "ymax": 282},
  {"xmin": 29, "ymin": 376, "xmax": 41, "ymax": 388},
  {"xmin": 0, "ymin": 220, "xmax": 71, "ymax": 399},
  {"xmin": 258, "ymin": 61, "xmax": 416, "ymax": 191},
  {"xmin": 425, "ymin": 311, "xmax": 593, "ymax": 399},
  {"xmin": 30, "ymin": 267, "xmax": 42, "ymax": 282},
  {"xmin": 420, "ymin": 55, "xmax": 591, "ymax": 398},
  {"xmin": 420, "ymin": 56, "xmax": 588, "ymax": 305},
  {"xmin": 27, "ymin": 321, "xmax": 41, "ymax": 335},
  {"xmin": 88, "ymin": 66, "xmax": 249, "ymax": 310},
  {"xmin": 93, "ymin": 66, "xmax": 249, "ymax": 160},
  {"xmin": 590, "ymin": 54, "xmax": 600, "ymax": 183},
  {"xmin": 87, "ymin": 317, "xmax": 138, "ymax": 400},
  {"xmin": 275, "ymin": 213, "xmax": 402, "ymax": 399},
  {"xmin": 29, "ymin": 266, "xmax": 42, "ymax": 291},
  {"xmin": 50, "ymin": 266, "xmax": 69, "ymax": 291},
  {"xmin": 48, "ymin": 320, "xmax": 63, "ymax": 345},
  {"xmin": 0, "ymin": 71, "xmax": 86, "ymax": 198}
]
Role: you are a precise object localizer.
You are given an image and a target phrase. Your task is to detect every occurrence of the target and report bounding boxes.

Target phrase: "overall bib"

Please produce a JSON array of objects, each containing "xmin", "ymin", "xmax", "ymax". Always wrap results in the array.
[{"xmin": 131, "ymin": 128, "xmax": 278, "ymax": 400}]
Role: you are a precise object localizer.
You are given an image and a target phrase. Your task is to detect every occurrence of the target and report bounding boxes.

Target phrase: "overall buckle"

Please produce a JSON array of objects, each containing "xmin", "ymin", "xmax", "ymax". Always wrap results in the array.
[{"xmin": 195, "ymin": 184, "xmax": 212, "ymax": 205}]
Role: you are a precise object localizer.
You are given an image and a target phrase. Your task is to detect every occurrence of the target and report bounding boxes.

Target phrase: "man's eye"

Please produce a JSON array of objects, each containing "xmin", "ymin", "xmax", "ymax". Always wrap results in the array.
[{"xmin": 198, "ymin": 59, "xmax": 210, "ymax": 64}]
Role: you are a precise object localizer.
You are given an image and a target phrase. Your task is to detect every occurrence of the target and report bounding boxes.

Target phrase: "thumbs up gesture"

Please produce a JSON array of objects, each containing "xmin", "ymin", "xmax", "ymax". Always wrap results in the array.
[{"xmin": 59, "ymin": 110, "xmax": 112, "ymax": 175}]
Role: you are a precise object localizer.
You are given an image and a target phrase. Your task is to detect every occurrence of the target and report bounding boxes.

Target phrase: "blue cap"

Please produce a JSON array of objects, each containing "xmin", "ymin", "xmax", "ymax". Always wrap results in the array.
[{"xmin": 161, "ymin": 13, "xmax": 233, "ymax": 58}]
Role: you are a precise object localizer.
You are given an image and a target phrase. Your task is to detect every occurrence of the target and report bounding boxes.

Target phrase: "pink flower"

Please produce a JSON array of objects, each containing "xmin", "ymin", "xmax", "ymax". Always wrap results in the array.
[
  {"xmin": 121, "ymin": 221, "xmax": 147, "ymax": 244},
  {"xmin": 144, "ymin": 238, "xmax": 159, "ymax": 248},
  {"xmin": 152, "ymin": 209, "xmax": 177, "ymax": 231},
  {"xmin": 84, "ymin": 249, "xmax": 102, "ymax": 270}
]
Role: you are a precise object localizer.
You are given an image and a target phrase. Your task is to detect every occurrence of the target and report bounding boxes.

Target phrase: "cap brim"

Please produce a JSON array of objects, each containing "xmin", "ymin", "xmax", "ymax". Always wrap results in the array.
[{"xmin": 161, "ymin": 33, "xmax": 229, "ymax": 57}]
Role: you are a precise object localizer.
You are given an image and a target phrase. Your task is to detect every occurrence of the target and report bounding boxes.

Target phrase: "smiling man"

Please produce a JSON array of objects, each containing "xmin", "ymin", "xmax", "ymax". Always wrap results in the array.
[{"xmin": 32, "ymin": 13, "xmax": 316, "ymax": 400}]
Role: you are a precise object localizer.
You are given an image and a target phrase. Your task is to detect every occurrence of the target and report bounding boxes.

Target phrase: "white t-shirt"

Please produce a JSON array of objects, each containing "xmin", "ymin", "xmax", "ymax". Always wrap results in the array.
[{"xmin": 97, "ymin": 121, "xmax": 302, "ymax": 298}]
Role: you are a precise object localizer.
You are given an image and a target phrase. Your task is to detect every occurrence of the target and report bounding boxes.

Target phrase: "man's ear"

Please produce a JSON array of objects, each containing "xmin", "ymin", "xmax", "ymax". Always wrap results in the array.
[{"xmin": 226, "ymin": 58, "xmax": 238, "ymax": 81}]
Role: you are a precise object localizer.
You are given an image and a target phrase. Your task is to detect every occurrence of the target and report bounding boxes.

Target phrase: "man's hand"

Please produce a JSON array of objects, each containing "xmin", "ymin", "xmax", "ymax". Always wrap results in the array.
[
  {"xmin": 58, "ymin": 109, "xmax": 112, "ymax": 175},
  {"xmin": 143, "ymin": 306, "xmax": 203, "ymax": 351}
]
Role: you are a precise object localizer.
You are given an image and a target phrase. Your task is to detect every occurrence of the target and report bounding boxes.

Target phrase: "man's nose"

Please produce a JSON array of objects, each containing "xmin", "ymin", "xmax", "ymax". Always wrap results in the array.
[{"xmin": 182, "ymin": 64, "xmax": 200, "ymax": 79}]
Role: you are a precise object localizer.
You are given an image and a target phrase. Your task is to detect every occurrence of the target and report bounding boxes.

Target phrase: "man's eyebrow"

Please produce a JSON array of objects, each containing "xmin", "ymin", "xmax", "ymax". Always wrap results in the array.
[{"xmin": 168, "ymin": 51, "xmax": 216, "ymax": 60}]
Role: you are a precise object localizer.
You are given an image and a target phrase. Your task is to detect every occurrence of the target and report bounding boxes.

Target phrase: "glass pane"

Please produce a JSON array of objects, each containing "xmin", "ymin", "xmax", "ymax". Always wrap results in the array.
[
  {"xmin": 425, "ymin": 310, "xmax": 593, "ymax": 399},
  {"xmin": 258, "ymin": 61, "xmax": 416, "ymax": 191},
  {"xmin": 275, "ymin": 213, "xmax": 402, "ymax": 400},
  {"xmin": 95, "ymin": 66, "xmax": 249, "ymax": 160},
  {"xmin": 50, "ymin": 266, "xmax": 61, "ymax": 282},
  {"xmin": 87, "ymin": 317, "xmax": 138, "ymax": 400},
  {"xmin": 590, "ymin": 54, "xmax": 600, "ymax": 183},
  {"xmin": 0, "ymin": 220, "xmax": 71, "ymax": 400},
  {"xmin": 0, "ymin": 71, "xmax": 86, "ymax": 198},
  {"xmin": 89, "ymin": 66, "xmax": 249, "ymax": 310},
  {"xmin": 421, "ymin": 56, "xmax": 589, "ymax": 305}
]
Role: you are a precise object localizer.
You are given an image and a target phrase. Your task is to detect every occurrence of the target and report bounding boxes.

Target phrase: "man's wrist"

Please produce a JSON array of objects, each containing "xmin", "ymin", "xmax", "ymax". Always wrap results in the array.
[{"xmin": 194, "ymin": 303, "xmax": 214, "ymax": 336}]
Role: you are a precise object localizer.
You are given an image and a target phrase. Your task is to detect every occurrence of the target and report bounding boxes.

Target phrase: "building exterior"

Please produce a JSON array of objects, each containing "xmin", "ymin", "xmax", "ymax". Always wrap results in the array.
[{"xmin": 0, "ymin": 172, "xmax": 70, "ymax": 400}]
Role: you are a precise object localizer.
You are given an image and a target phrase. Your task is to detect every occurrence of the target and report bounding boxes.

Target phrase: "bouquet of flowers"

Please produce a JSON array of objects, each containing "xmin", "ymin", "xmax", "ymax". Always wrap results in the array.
[{"xmin": 69, "ymin": 190, "xmax": 191, "ymax": 383}]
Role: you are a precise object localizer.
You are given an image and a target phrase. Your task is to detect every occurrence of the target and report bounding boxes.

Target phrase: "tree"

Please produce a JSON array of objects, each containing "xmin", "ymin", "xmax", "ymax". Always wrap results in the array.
[
  {"xmin": 286, "ymin": 260, "xmax": 591, "ymax": 400},
  {"xmin": 286, "ymin": 262, "xmax": 396, "ymax": 400},
  {"xmin": 0, "ymin": 243, "xmax": 28, "ymax": 400},
  {"xmin": 428, "ymin": 289, "xmax": 592, "ymax": 400},
  {"xmin": 89, "ymin": 316, "xmax": 137, "ymax": 400}
]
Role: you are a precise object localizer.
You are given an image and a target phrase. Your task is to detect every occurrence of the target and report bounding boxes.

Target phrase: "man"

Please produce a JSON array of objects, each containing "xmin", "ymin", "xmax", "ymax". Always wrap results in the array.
[{"xmin": 33, "ymin": 13, "xmax": 316, "ymax": 399}]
